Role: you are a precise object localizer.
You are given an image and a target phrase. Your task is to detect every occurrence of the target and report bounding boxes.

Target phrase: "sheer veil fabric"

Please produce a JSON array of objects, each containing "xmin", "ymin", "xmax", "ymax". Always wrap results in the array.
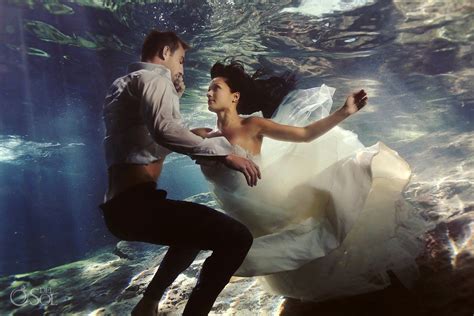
[{"xmin": 201, "ymin": 85, "xmax": 427, "ymax": 301}]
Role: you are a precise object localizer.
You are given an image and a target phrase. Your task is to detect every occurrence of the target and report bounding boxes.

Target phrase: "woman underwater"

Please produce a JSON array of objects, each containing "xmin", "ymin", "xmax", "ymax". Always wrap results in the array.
[{"xmin": 192, "ymin": 60, "xmax": 425, "ymax": 301}]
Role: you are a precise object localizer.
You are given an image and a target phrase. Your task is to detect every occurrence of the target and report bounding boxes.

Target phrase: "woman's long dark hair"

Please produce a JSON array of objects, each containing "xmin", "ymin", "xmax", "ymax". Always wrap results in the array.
[{"xmin": 210, "ymin": 60, "xmax": 296, "ymax": 118}]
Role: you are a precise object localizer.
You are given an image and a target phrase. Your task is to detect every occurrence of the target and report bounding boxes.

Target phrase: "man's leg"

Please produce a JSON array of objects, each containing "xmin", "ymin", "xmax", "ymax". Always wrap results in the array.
[
  {"xmin": 136, "ymin": 199, "xmax": 253, "ymax": 315},
  {"xmin": 182, "ymin": 217, "xmax": 253, "ymax": 315},
  {"xmin": 102, "ymin": 191, "xmax": 253, "ymax": 315},
  {"xmin": 132, "ymin": 246, "xmax": 200, "ymax": 316},
  {"xmin": 144, "ymin": 246, "xmax": 201, "ymax": 300}
]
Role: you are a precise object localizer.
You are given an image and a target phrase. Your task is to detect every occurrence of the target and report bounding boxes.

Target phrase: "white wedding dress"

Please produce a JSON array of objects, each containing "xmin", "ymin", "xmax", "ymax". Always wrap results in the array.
[{"xmin": 200, "ymin": 85, "xmax": 427, "ymax": 302}]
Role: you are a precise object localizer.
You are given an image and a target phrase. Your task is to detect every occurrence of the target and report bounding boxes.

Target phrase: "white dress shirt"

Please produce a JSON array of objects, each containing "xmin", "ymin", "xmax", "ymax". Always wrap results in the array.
[{"xmin": 102, "ymin": 62, "xmax": 234, "ymax": 168}]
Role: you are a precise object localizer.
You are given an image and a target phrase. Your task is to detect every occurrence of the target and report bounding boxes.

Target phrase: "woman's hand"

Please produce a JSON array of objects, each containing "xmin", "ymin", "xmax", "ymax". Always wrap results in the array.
[
  {"xmin": 191, "ymin": 128, "xmax": 213, "ymax": 138},
  {"xmin": 341, "ymin": 89, "xmax": 368, "ymax": 116},
  {"xmin": 190, "ymin": 128, "xmax": 224, "ymax": 138},
  {"xmin": 206, "ymin": 129, "xmax": 224, "ymax": 138}
]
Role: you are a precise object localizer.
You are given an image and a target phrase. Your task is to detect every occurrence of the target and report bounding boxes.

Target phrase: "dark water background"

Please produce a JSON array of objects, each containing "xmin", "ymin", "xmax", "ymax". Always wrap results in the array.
[{"xmin": 0, "ymin": 0, "xmax": 472, "ymax": 278}]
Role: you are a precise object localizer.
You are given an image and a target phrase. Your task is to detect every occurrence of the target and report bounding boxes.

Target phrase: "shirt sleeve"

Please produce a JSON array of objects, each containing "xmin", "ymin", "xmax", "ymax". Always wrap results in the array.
[{"xmin": 135, "ymin": 71, "xmax": 234, "ymax": 157}]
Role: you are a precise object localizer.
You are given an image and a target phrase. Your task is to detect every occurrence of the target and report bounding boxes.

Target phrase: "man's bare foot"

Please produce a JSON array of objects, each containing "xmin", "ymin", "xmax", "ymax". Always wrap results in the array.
[{"xmin": 131, "ymin": 296, "xmax": 159, "ymax": 316}]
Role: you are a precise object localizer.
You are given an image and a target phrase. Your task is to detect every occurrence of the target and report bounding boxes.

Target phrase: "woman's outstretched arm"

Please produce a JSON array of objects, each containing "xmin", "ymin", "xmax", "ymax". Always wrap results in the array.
[{"xmin": 252, "ymin": 89, "xmax": 368, "ymax": 142}]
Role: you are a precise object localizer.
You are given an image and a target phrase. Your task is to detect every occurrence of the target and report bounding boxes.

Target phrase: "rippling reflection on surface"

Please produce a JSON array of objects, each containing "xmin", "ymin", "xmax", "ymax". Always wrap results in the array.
[{"xmin": 0, "ymin": 0, "xmax": 472, "ymax": 314}]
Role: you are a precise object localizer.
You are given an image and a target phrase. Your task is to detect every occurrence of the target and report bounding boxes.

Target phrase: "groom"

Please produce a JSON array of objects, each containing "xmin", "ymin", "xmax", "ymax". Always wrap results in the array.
[{"xmin": 99, "ymin": 30, "xmax": 260, "ymax": 315}]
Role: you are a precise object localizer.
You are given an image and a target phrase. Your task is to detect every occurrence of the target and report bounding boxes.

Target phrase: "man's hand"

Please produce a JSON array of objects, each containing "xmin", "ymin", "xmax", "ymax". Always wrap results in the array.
[
  {"xmin": 224, "ymin": 154, "xmax": 261, "ymax": 187},
  {"xmin": 173, "ymin": 74, "xmax": 185, "ymax": 98},
  {"xmin": 341, "ymin": 89, "xmax": 368, "ymax": 116}
]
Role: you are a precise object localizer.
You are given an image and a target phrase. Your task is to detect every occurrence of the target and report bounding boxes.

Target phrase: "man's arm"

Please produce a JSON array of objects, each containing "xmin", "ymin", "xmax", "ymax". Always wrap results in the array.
[
  {"xmin": 193, "ymin": 154, "xmax": 261, "ymax": 187},
  {"xmin": 134, "ymin": 72, "xmax": 261, "ymax": 186},
  {"xmin": 136, "ymin": 72, "xmax": 232, "ymax": 156}
]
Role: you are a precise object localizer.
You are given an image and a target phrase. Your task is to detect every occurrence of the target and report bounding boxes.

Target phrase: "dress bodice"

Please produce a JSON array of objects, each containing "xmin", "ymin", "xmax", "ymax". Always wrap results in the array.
[{"xmin": 231, "ymin": 144, "xmax": 261, "ymax": 163}]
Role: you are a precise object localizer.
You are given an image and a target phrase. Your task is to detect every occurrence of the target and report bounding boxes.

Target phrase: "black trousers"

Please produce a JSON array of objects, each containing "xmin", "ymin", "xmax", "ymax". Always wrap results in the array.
[{"xmin": 99, "ymin": 182, "xmax": 253, "ymax": 315}]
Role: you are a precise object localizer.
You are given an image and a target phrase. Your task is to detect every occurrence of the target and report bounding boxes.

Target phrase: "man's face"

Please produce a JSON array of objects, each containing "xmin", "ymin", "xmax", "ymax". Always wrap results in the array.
[{"xmin": 163, "ymin": 44, "xmax": 185, "ymax": 81}]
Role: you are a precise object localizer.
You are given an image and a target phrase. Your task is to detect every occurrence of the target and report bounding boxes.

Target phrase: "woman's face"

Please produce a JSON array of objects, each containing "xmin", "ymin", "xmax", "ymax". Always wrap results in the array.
[{"xmin": 207, "ymin": 77, "xmax": 240, "ymax": 113}]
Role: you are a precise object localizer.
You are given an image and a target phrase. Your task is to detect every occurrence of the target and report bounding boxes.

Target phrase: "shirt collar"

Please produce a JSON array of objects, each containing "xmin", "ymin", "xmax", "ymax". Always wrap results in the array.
[{"xmin": 127, "ymin": 62, "xmax": 172, "ymax": 81}]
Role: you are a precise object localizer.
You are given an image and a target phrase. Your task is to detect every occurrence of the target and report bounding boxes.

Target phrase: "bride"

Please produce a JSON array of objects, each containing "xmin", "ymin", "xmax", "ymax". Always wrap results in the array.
[{"xmin": 192, "ymin": 61, "xmax": 425, "ymax": 301}]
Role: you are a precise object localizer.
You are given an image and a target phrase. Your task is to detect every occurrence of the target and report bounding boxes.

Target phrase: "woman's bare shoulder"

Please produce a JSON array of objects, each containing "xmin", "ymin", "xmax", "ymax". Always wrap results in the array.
[
  {"xmin": 241, "ymin": 116, "xmax": 268, "ymax": 136},
  {"xmin": 242, "ymin": 116, "xmax": 267, "ymax": 126}
]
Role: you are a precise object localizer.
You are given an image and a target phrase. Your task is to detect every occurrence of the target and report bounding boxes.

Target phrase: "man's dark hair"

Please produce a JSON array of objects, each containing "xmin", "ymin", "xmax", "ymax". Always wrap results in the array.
[{"xmin": 141, "ymin": 30, "xmax": 191, "ymax": 62}]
